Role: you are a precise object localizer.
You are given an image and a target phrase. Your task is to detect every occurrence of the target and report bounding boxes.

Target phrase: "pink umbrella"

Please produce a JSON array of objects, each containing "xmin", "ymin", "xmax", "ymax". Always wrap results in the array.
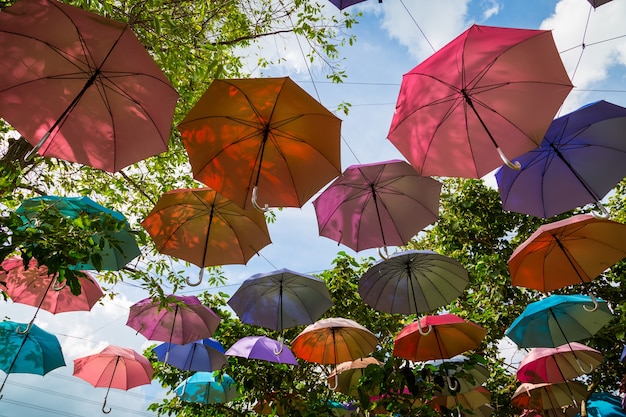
[
  {"xmin": 517, "ymin": 342, "xmax": 603, "ymax": 383},
  {"xmin": 2, "ymin": 256, "xmax": 104, "ymax": 332},
  {"xmin": 312, "ymin": 160, "xmax": 441, "ymax": 253},
  {"xmin": 73, "ymin": 345, "xmax": 154, "ymax": 413},
  {"xmin": 126, "ymin": 294, "xmax": 221, "ymax": 345}
]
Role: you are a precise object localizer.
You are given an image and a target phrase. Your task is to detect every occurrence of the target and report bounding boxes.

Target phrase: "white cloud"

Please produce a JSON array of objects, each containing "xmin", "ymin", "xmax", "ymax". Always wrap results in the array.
[{"xmin": 481, "ymin": 0, "xmax": 501, "ymax": 20}]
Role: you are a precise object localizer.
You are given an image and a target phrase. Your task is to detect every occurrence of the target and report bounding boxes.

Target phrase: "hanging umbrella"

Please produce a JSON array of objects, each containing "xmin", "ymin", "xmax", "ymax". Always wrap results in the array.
[
  {"xmin": 508, "ymin": 214, "xmax": 626, "ymax": 296},
  {"xmin": 495, "ymin": 101, "xmax": 626, "ymax": 218},
  {"xmin": 126, "ymin": 294, "xmax": 221, "ymax": 345},
  {"xmin": 73, "ymin": 345, "xmax": 154, "ymax": 413},
  {"xmin": 141, "ymin": 187, "xmax": 272, "ymax": 285},
  {"xmin": 511, "ymin": 381, "xmax": 588, "ymax": 411},
  {"xmin": 328, "ymin": 0, "xmax": 369, "ymax": 10},
  {"xmin": 0, "ymin": 0, "xmax": 178, "ymax": 172},
  {"xmin": 3, "ymin": 256, "xmax": 103, "ymax": 333},
  {"xmin": 16, "ymin": 196, "xmax": 141, "ymax": 271},
  {"xmin": 522, "ymin": 407, "xmax": 580, "ymax": 417},
  {"xmin": 312, "ymin": 160, "xmax": 441, "ymax": 253},
  {"xmin": 326, "ymin": 357, "xmax": 382, "ymax": 397},
  {"xmin": 175, "ymin": 371, "xmax": 240, "ymax": 404},
  {"xmin": 358, "ymin": 250, "xmax": 468, "ymax": 316},
  {"xmin": 393, "ymin": 314, "xmax": 487, "ymax": 362},
  {"xmin": 0, "ymin": 321, "xmax": 65, "ymax": 399},
  {"xmin": 578, "ymin": 392, "xmax": 626, "ymax": 417},
  {"xmin": 227, "ymin": 268, "xmax": 332, "ymax": 331},
  {"xmin": 430, "ymin": 386, "xmax": 491, "ymax": 413},
  {"xmin": 517, "ymin": 342, "xmax": 603, "ymax": 383},
  {"xmin": 587, "ymin": 0, "xmax": 613, "ymax": 7},
  {"xmin": 505, "ymin": 294, "xmax": 613, "ymax": 348},
  {"xmin": 178, "ymin": 77, "xmax": 341, "ymax": 211},
  {"xmin": 427, "ymin": 356, "xmax": 490, "ymax": 396},
  {"xmin": 387, "ymin": 24, "xmax": 572, "ymax": 178},
  {"xmin": 225, "ymin": 335, "xmax": 299, "ymax": 365},
  {"xmin": 152, "ymin": 338, "xmax": 227, "ymax": 372}
]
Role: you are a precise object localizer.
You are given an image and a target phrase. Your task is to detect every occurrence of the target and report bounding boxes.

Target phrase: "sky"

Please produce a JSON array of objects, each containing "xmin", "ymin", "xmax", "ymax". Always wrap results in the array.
[{"xmin": 3, "ymin": 0, "xmax": 626, "ymax": 415}]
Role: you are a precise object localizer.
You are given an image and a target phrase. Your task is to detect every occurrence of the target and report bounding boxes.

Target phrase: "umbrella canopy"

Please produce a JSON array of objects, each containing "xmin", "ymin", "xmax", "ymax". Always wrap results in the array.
[
  {"xmin": 588, "ymin": 0, "xmax": 613, "ymax": 7},
  {"xmin": 291, "ymin": 318, "xmax": 378, "ymax": 365},
  {"xmin": 495, "ymin": 101, "xmax": 626, "ymax": 218},
  {"xmin": 312, "ymin": 160, "xmax": 441, "ymax": 252},
  {"xmin": 0, "ymin": 0, "xmax": 178, "ymax": 172},
  {"xmin": 328, "ymin": 0, "xmax": 368, "ymax": 10},
  {"xmin": 505, "ymin": 294, "xmax": 613, "ymax": 348},
  {"xmin": 225, "ymin": 335, "xmax": 299, "ymax": 365},
  {"xmin": 358, "ymin": 250, "xmax": 468, "ymax": 315},
  {"xmin": 388, "ymin": 24, "xmax": 572, "ymax": 178},
  {"xmin": 126, "ymin": 294, "xmax": 221, "ymax": 345},
  {"xmin": 16, "ymin": 196, "xmax": 141, "ymax": 271},
  {"xmin": 508, "ymin": 214, "xmax": 626, "ymax": 293},
  {"xmin": 393, "ymin": 314, "xmax": 487, "ymax": 362},
  {"xmin": 430, "ymin": 386, "xmax": 491, "ymax": 412},
  {"xmin": 227, "ymin": 268, "xmax": 333, "ymax": 331},
  {"xmin": 427, "ymin": 356, "xmax": 490, "ymax": 395},
  {"xmin": 175, "ymin": 371, "xmax": 240, "ymax": 404},
  {"xmin": 0, "ymin": 321, "xmax": 65, "ymax": 397},
  {"xmin": 141, "ymin": 188, "xmax": 271, "ymax": 279},
  {"xmin": 577, "ymin": 392, "xmax": 626, "ymax": 417},
  {"xmin": 152, "ymin": 338, "xmax": 227, "ymax": 372},
  {"xmin": 517, "ymin": 342, "xmax": 603, "ymax": 383},
  {"xmin": 179, "ymin": 77, "xmax": 341, "ymax": 210},
  {"xmin": 73, "ymin": 345, "xmax": 154, "ymax": 413},
  {"xmin": 326, "ymin": 357, "xmax": 382, "ymax": 397},
  {"xmin": 511, "ymin": 381, "xmax": 588, "ymax": 411}
]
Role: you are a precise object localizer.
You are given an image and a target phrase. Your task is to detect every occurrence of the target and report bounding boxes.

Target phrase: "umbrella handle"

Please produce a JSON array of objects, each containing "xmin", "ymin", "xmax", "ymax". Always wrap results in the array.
[
  {"xmin": 591, "ymin": 200, "xmax": 610, "ymax": 219},
  {"xmin": 582, "ymin": 293, "xmax": 599, "ymax": 312},
  {"xmin": 446, "ymin": 376, "xmax": 459, "ymax": 392},
  {"xmin": 102, "ymin": 397, "xmax": 112, "ymax": 414},
  {"xmin": 497, "ymin": 147, "xmax": 521, "ymax": 170},
  {"xmin": 418, "ymin": 319, "xmax": 433, "ymax": 336},
  {"xmin": 328, "ymin": 373, "xmax": 339, "ymax": 391},
  {"xmin": 53, "ymin": 276, "xmax": 66, "ymax": 291},
  {"xmin": 378, "ymin": 246, "xmax": 390, "ymax": 259},
  {"xmin": 575, "ymin": 356, "xmax": 594, "ymax": 374},
  {"xmin": 251, "ymin": 186, "xmax": 269, "ymax": 212},
  {"xmin": 273, "ymin": 335, "xmax": 284, "ymax": 355},
  {"xmin": 186, "ymin": 267, "xmax": 204, "ymax": 287},
  {"xmin": 16, "ymin": 320, "xmax": 33, "ymax": 334}
]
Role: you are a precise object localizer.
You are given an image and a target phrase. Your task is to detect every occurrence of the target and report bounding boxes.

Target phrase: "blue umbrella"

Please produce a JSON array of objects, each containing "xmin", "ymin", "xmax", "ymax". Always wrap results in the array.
[
  {"xmin": 16, "ymin": 196, "xmax": 140, "ymax": 270},
  {"xmin": 495, "ymin": 100, "xmax": 626, "ymax": 218},
  {"xmin": 0, "ymin": 321, "xmax": 65, "ymax": 398},
  {"xmin": 505, "ymin": 294, "xmax": 613, "ymax": 348},
  {"xmin": 152, "ymin": 339, "xmax": 227, "ymax": 372},
  {"xmin": 175, "ymin": 371, "xmax": 240, "ymax": 404},
  {"xmin": 576, "ymin": 392, "xmax": 626, "ymax": 417}
]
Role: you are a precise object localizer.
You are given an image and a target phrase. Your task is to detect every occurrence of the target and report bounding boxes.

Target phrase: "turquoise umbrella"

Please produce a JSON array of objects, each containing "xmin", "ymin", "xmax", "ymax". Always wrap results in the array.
[
  {"xmin": 506, "ymin": 294, "xmax": 613, "ymax": 348},
  {"xmin": 576, "ymin": 392, "xmax": 626, "ymax": 417},
  {"xmin": 16, "ymin": 196, "xmax": 140, "ymax": 271},
  {"xmin": 175, "ymin": 371, "xmax": 240, "ymax": 405},
  {"xmin": 0, "ymin": 321, "xmax": 65, "ymax": 398}
]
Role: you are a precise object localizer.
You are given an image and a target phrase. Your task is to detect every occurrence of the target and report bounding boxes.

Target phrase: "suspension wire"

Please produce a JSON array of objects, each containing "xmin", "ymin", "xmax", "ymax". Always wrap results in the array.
[{"xmin": 399, "ymin": 0, "xmax": 436, "ymax": 53}]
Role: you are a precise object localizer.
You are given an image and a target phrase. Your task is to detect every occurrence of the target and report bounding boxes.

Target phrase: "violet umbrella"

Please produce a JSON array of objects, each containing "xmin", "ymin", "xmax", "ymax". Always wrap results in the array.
[
  {"xmin": 517, "ymin": 342, "xmax": 603, "ymax": 383},
  {"xmin": 495, "ymin": 101, "xmax": 626, "ymax": 218},
  {"xmin": 225, "ymin": 335, "xmax": 299, "ymax": 365},
  {"xmin": 388, "ymin": 24, "xmax": 572, "ymax": 178},
  {"xmin": 0, "ymin": 0, "xmax": 178, "ymax": 172},
  {"xmin": 73, "ymin": 345, "xmax": 154, "ymax": 413},
  {"xmin": 328, "ymin": 0, "xmax": 369, "ymax": 10},
  {"xmin": 312, "ymin": 160, "xmax": 441, "ymax": 254}
]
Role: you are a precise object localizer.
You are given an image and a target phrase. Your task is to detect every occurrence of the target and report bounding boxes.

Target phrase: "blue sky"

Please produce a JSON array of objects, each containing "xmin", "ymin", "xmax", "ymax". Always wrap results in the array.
[{"xmin": 4, "ymin": 0, "xmax": 626, "ymax": 415}]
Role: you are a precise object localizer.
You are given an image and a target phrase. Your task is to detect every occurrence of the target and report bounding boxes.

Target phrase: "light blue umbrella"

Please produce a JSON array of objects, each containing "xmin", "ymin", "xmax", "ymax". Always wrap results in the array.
[
  {"xmin": 0, "ymin": 321, "xmax": 65, "ymax": 398},
  {"xmin": 175, "ymin": 371, "xmax": 240, "ymax": 404},
  {"xmin": 153, "ymin": 339, "xmax": 227, "ymax": 372},
  {"xmin": 506, "ymin": 294, "xmax": 613, "ymax": 348},
  {"xmin": 576, "ymin": 392, "xmax": 626, "ymax": 417}
]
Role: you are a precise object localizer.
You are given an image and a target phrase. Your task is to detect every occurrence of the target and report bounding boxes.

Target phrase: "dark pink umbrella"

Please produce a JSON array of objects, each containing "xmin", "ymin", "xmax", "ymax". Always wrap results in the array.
[
  {"xmin": 126, "ymin": 294, "xmax": 221, "ymax": 345},
  {"xmin": 312, "ymin": 160, "xmax": 441, "ymax": 253},
  {"xmin": 517, "ymin": 342, "xmax": 603, "ymax": 383},
  {"xmin": 73, "ymin": 345, "xmax": 154, "ymax": 413}
]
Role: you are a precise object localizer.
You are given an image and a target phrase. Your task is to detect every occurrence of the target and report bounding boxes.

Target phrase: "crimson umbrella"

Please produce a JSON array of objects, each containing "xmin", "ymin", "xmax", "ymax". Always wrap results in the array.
[
  {"xmin": 73, "ymin": 345, "xmax": 154, "ymax": 413},
  {"xmin": 517, "ymin": 342, "xmax": 603, "ymax": 383},
  {"xmin": 388, "ymin": 24, "xmax": 572, "ymax": 178},
  {"xmin": 312, "ymin": 160, "xmax": 441, "ymax": 253},
  {"xmin": 0, "ymin": 0, "xmax": 178, "ymax": 172}
]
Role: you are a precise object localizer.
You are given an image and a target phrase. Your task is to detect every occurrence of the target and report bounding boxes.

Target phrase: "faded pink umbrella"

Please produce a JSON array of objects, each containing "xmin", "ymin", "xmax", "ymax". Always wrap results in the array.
[
  {"xmin": 517, "ymin": 342, "xmax": 603, "ymax": 383},
  {"xmin": 73, "ymin": 345, "xmax": 154, "ymax": 413},
  {"xmin": 2, "ymin": 256, "xmax": 104, "ymax": 333}
]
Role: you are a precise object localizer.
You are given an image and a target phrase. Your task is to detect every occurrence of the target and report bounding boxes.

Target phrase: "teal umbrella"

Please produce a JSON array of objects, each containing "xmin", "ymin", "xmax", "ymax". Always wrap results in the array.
[
  {"xmin": 576, "ymin": 392, "xmax": 626, "ymax": 417},
  {"xmin": 506, "ymin": 294, "xmax": 613, "ymax": 348},
  {"xmin": 16, "ymin": 196, "xmax": 140, "ymax": 270},
  {"xmin": 175, "ymin": 371, "xmax": 240, "ymax": 405},
  {"xmin": 0, "ymin": 321, "xmax": 65, "ymax": 398}
]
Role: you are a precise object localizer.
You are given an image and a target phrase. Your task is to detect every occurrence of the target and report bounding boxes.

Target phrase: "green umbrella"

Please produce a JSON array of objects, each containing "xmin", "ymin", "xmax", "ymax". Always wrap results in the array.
[{"xmin": 16, "ymin": 196, "xmax": 140, "ymax": 271}]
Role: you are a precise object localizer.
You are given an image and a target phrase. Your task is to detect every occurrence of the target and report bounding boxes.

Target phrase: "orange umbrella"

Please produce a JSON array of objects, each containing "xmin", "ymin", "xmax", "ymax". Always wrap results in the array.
[
  {"xmin": 512, "ymin": 381, "xmax": 587, "ymax": 411},
  {"xmin": 509, "ymin": 214, "xmax": 626, "ymax": 295},
  {"xmin": 141, "ymin": 188, "xmax": 271, "ymax": 285},
  {"xmin": 178, "ymin": 77, "xmax": 342, "ymax": 210},
  {"xmin": 393, "ymin": 314, "xmax": 487, "ymax": 362}
]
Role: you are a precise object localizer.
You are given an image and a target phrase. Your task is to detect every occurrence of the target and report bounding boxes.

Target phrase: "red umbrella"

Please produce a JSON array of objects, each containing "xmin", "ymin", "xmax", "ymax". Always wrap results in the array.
[
  {"xmin": 0, "ymin": 0, "xmax": 178, "ymax": 172},
  {"xmin": 388, "ymin": 24, "xmax": 572, "ymax": 178},
  {"xmin": 2, "ymin": 256, "xmax": 103, "ymax": 332},
  {"xmin": 126, "ymin": 294, "xmax": 221, "ymax": 345},
  {"xmin": 517, "ymin": 342, "xmax": 603, "ymax": 383},
  {"xmin": 73, "ymin": 345, "xmax": 154, "ymax": 413}
]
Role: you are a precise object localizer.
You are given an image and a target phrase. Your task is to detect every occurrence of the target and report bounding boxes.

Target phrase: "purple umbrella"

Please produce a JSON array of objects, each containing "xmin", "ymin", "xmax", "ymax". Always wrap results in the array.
[
  {"xmin": 328, "ymin": 0, "xmax": 369, "ymax": 10},
  {"xmin": 226, "ymin": 336, "xmax": 299, "ymax": 365},
  {"xmin": 495, "ymin": 100, "xmax": 626, "ymax": 218},
  {"xmin": 312, "ymin": 160, "xmax": 441, "ymax": 253},
  {"xmin": 152, "ymin": 338, "xmax": 228, "ymax": 372}
]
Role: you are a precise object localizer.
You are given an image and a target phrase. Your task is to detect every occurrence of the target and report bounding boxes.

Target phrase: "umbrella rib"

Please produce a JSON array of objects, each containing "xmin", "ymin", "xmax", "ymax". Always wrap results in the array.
[{"xmin": 552, "ymin": 236, "xmax": 589, "ymax": 284}]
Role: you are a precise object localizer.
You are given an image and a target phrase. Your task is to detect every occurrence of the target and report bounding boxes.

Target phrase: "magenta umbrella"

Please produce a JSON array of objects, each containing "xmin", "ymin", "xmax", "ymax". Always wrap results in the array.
[
  {"xmin": 517, "ymin": 342, "xmax": 603, "ymax": 383},
  {"xmin": 126, "ymin": 294, "xmax": 221, "ymax": 345},
  {"xmin": 226, "ymin": 336, "xmax": 299, "ymax": 365},
  {"xmin": 312, "ymin": 160, "xmax": 441, "ymax": 253}
]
